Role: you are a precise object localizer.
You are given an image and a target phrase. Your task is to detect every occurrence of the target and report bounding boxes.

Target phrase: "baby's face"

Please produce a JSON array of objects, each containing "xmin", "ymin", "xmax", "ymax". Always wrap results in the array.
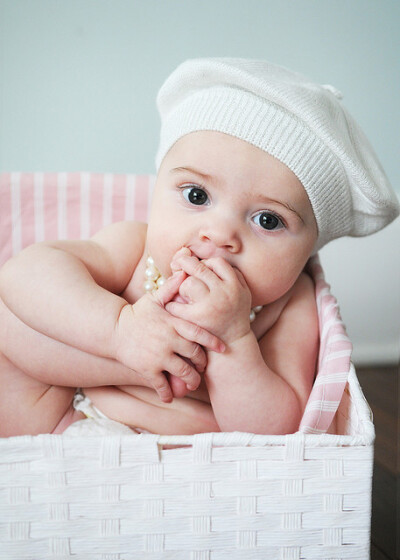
[{"xmin": 147, "ymin": 131, "xmax": 318, "ymax": 306}]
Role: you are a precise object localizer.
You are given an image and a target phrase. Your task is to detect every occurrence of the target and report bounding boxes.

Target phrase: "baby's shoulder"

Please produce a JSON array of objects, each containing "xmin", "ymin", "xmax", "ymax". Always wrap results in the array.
[
  {"xmin": 289, "ymin": 270, "xmax": 316, "ymax": 304},
  {"xmin": 90, "ymin": 221, "xmax": 148, "ymax": 291},
  {"xmin": 258, "ymin": 271, "xmax": 319, "ymax": 409},
  {"xmin": 254, "ymin": 271, "xmax": 316, "ymax": 339},
  {"xmin": 262, "ymin": 269, "xmax": 319, "ymax": 356},
  {"xmin": 92, "ymin": 220, "xmax": 147, "ymax": 243},
  {"xmin": 91, "ymin": 220, "xmax": 147, "ymax": 259},
  {"xmin": 279, "ymin": 271, "xmax": 317, "ymax": 329}
]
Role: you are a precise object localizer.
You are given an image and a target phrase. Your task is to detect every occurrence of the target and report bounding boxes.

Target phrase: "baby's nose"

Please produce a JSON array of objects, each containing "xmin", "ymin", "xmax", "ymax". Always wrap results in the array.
[{"xmin": 198, "ymin": 221, "xmax": 241, "ymax": 254}]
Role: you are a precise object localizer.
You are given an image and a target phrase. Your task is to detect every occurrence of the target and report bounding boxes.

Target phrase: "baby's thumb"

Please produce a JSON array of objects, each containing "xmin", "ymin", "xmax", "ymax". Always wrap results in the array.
[{"xmin": 154, "ymin": 271, "xmax": 186, "ymax": 306}]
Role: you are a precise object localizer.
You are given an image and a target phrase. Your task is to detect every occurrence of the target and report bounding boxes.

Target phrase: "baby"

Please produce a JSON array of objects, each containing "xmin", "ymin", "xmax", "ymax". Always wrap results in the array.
[{"xmin": 0, "ymin": 58, "xmax": 398, "ymax": 437}]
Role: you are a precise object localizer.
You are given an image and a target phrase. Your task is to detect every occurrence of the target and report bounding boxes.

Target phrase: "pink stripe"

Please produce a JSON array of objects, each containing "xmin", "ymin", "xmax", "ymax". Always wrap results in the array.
[
  {"xmin": 43, "ymin": 173, "xmax": 59, "ymax": 241},
  {"xmin": 66, "ymin": 173, "xmax": 81, "ymax": 239},
  {"xmin": 322, "ymin": 307, "xmax": 339, "ymax": 324},
  {"xmin": 0, "ymin": 173, "xmax": 12, "ymax": 265},
  {"xmin": 112, "ymin": 174, "xmax": 127, "ymax": 223},
  {"xmin": 299, "ymin": 254, "xmax": 351, "ymax": 432},
  {"xmin": 20, "ymin": 174, "xmax": 35, "ymax": 250},
  {"xmin": 90, "ymin": 174, "xmax": 104, "ymax": 235},
  {"xmin": 134, "ymin": 175, "xmax": 151, "ymax": 222}
]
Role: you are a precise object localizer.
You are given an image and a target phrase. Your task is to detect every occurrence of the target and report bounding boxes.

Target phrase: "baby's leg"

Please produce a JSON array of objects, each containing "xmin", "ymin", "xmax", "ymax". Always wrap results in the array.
[
  {"xmin": 85, "ymin": 384, "xmax": 219, "ymax": 435},
  {"xmin": 0, "ymin": 351, "xmax": 78, "ymax": 436}
]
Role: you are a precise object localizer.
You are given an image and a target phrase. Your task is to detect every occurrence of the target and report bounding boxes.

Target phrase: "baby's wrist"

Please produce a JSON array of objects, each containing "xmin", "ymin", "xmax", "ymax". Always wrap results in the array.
[
  {"xmin": 205, "ymin": 330, "xmax": 263, "ymax": 383},
  {"xmin": 112, "ymin": 302, "xmax": 133, "ymax": 361},
  {"xmin": 227, "ymin": 328, "xmax": 255, "ymax": 349},
  {"xmin": 208, "ymin": 328, "xmax": 253, "ymax": 356}
]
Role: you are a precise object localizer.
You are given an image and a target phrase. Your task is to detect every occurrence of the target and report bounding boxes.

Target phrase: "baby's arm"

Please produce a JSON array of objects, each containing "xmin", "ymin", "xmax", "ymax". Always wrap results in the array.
[
  {"xmin": 204, "ymin": 274, "xmax": 318, "ymax": 434},
  {"xmin": 0, "ymin": 296, "xmax": 155, "ymax": 389},
  {"xmin": 0, "ymin": 222, "xmax": 223, "ymax": 402},
  {"xmin": 166, "ymin": 254, "xmax": 318, "ymax": 434}
]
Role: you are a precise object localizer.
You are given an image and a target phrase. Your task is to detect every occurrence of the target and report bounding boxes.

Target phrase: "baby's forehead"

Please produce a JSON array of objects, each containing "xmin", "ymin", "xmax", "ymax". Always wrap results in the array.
[{"xmin": 164, "ymin": 131, "xmax": 305, "ymax": 187}]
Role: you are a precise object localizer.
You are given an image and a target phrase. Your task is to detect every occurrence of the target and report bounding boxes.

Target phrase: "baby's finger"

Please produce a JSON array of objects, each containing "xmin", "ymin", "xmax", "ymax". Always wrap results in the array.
[
  {"xmin": 179, "ymin": 275, "xmax": 209, "ymax": 303},
  {"xmin": 151, "ymin": 372, "xmax": 174, "ymax": 403},
  {"xmin": 166, "ymin": 355, "xmax": 201, "ymax": 391},
  {"xmin": 176, "ymin": 337, "xmax": 207, "ymax": 374},
  {"xmin": 231, "ymin": 265, "xmax": 250, "ymax": 290},
  {"xmin": 171, "ymin": 247, "xmax": 192, "ymax": 272},
  {"xmin": 153, "ymin": 270, "xmax": 186, "ymax": 306},
  {"xmin": 171, "ymin": 255, "xmax": 218, "ymax": 289},
  {"xmin": 202, "ymin": 256, "xmax": 236, "ymax": 282},
  {"xmin": 172, "ymin": 315, "xmax": 226, "ymax": 353},
  {"xmin": 168, "ymin": 373, "xmax": 191, "ymax": 398}
]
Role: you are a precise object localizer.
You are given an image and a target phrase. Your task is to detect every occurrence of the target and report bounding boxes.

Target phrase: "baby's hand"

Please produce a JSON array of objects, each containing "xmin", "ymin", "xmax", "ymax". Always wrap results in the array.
[
  {"xmin": 114, "ymin": 271, "xmax": 225, "ymax": 403},
  {"xmin": 166, "ymin": 254, "xmax": 252, "ymax": 345},
  {"xmin": 170, "ymin": 248, "xmax": 210, "ymax": 305}
]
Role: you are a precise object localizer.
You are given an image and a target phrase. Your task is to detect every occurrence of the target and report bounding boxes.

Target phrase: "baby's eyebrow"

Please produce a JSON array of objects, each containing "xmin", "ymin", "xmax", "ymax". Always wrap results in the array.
[
  {"xmin": 170, "ymin": 166, "xmax": 212, "ymax": 182},
  {"xmin": 257, "ymin": 195, "xmax": 305, "ymax": 224}
]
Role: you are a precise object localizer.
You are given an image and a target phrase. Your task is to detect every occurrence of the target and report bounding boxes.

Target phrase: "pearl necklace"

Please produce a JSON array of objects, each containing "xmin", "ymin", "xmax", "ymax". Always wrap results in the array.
[{"xmin": 144, "ymin": 256, "xmax": 262, "ymax": 322}]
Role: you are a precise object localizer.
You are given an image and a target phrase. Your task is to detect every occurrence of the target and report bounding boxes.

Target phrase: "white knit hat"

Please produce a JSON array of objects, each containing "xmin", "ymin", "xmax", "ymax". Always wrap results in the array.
[{"xmin": 156, "ymin": 58, "xmax": 399, "ymax": 250}]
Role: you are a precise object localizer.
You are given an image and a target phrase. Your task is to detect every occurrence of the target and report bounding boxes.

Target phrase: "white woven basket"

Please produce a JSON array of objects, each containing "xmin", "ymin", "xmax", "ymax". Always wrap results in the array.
[{"xmin": 0, "ymin": 364, "xmax": 374, "ymax": 560}]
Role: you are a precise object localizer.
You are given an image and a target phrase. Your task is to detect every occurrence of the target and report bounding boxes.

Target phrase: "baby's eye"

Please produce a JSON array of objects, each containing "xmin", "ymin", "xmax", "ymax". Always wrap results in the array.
[
  {"xmin": 253, "ymin": 211, "xmax": 285, "ymax": 231},
  {"xmin": 181, "ymin": 185, "xmax": 209, "ymax": 206}
]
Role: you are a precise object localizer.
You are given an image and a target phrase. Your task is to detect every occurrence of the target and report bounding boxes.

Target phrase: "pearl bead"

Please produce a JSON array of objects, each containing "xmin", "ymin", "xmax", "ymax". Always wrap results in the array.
[
  {"xmin": 145, "ymin": 267, "xmax": 159, "ymax": 281},
  {"xmin": 144, "ymin": 279, "xmax": 157, "ymax": 292},
  {"xmin": 249, "ymin": 309, "xmax": 256, "ymax": 322},
  {"xmin": 144, "ymin": 256, "xmax": 164, "ymax": 293}
]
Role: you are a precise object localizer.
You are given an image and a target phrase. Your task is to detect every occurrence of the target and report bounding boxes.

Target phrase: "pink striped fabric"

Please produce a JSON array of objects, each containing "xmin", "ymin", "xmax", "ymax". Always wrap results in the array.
[
  {"xmin": 299, "ymin": 258, "xmax": 352, "ymax": 433},
  {"xmin": 0, "ymin": 172, "xmax": 352, "ymax": 434}
]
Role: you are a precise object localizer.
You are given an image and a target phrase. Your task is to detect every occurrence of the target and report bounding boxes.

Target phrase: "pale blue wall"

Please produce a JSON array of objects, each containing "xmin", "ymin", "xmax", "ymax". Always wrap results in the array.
[{"xmin": 0, "ymin": 0, "xmax": 399, "ymax": 193}]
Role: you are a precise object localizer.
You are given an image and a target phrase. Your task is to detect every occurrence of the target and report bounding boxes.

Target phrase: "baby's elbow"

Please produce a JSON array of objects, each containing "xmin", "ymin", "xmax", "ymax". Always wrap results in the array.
[
  {"xmin": 285, "ymin": 391, "xmax": 304, "ymax": 434},
  {"xmin": 269, "ymin": 391, "xmax": 303, "ymax": 435}
]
